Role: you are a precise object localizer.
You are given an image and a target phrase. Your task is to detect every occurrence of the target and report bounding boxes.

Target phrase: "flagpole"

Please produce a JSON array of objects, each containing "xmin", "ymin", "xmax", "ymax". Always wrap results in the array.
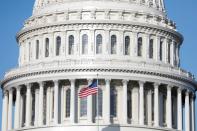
[{"xmin": 96, "ymin": 73, "xmax": 99, "ymax": 131}]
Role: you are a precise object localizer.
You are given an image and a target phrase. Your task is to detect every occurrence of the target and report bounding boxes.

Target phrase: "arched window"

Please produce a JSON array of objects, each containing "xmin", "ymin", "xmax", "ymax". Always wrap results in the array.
[
  {"xmin": 149, "ymin": 39, "xmax": 154, "ymax": 59},
  {"xmin": 137, "ymin": 37, "xmax": 143, "ymax": 57},
  {"xmin": 127, "ymin": 89, "xmax": 132, "ymax": 119},
  {"xmin": 36, "ymin": 40, "xmax": 39, "ymax": 59},
  {"xmin": 45, "ymin": 38, "xmax": 49, "ymax": 57},
  {"xmin": 160, "ymin": 39, "xmax": 163, "ymax": 61},
  {"xmin": 56, "ymin": 36, "xmax": 61, "ymax": 56},
  {"xmin": 68, "ymin": 35, "xmax": 74, "ymax": 55},
  {"xmin": 65, "ymin": 89, "xmax": 71, "ymax": 118},
  {"xmin": 82, "ymin": 34, "xmax": 88, "ymax": 54},
  {"xmin": 125, "ymin": 36, "xmax": 130, "ymax": 55},
  {"xmin": 111, "ymin": 35, "xmax": 117, "ymax": 54},
  {"xmin": 96, "ymin": 34, "xmax": 102, "ymax": 54},
  {"xmin": 80, "ymin": 89, "xmax": 87, "ymax": 117},
  {"xmin": 93, "ymin": 88, "xmax": 103, "ymax": 117},
  {"xmin": 110, "ymin": 86, "xmax": 117, "ymax": 117}
]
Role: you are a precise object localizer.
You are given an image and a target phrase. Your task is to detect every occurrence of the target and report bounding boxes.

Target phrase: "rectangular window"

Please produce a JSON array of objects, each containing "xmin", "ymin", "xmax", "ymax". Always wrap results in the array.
[
  {"xmin": 160, "ymin": 40, "xmax": 163, "ymax": 61},
  {"xmin": 29, "ymin": 42, "xmax": 31, "ymax": 61},
  {"xmin": 36, "ymin": 40, "xmax": 39, "ymax": 59}
]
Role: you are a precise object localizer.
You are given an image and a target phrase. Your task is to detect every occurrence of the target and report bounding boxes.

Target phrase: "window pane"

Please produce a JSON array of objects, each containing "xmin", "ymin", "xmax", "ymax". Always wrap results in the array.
[
  {"xmin": 36, "ymin": 40, "xmax": 39, "ymax": 59},
  {"xmin": 149, "ymin": 39, "xmax": 154, "ymax": 59},
  {"xmin": 29, "ymin": 42, "xmax": 31, "ymax": 61},
  {"xmin": 66, "ymin": 89, "xmax": 71, "ymax": 117},
  {"xmin": 82, "ymin": 34, "xmax": 88, "ymax": 54},
  {"xmin": 160, "ymin": 39, "xmax": 163, "ymax": 61},
  {"xmin": 69, "ymin": 35, "xmax": 74, "ymax": 55},
  {"xmin": 94, "ymin": 88, "xmax": 103, "ymax": 117},
  {"xmin": 138, "ymin": 37, "xmax": 142, "ymax": 57},
  {"xmin": 56, "ymin": 36, "xmax": 61, "ymax": 56},
  {"xmin": 125, "ymin": 36, "xmax": 130, "ymax": 55},
  {"xmin": 127, "ymin": 89, "xmax": 132, "ymax": 119},
  {"xmin": 111, "ymin": 35, "xmax": 117, "ymax": 54},
  {"xmin": 45, "ymin": 38, "xmax": 49, "ymax": 57},
  {"xmin": 110, "ymin": 86, "xmax": 117, "ymax": 117},
  {"xmin": 80, "ymin": 93, "xmax": 87, "ymax": 117},
  {"xmin": 96, "ymin": 34, "xmax": 102, "ymax": 54}
]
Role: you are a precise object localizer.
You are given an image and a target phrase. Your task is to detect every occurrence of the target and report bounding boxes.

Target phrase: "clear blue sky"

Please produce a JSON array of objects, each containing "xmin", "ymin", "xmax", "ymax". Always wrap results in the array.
[{"xmin": 0, "ymin": 0, "xmax": 197, "ymax": 130}]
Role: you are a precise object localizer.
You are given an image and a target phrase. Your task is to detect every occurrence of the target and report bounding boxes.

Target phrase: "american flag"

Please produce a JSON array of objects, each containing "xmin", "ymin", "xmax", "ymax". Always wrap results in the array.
[{"xmin": 79, "ymin": 81, "xmax": 98, "ymax": 98}]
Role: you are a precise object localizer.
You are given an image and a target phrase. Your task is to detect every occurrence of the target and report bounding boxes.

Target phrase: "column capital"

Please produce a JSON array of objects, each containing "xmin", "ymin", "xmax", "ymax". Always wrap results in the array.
[
  {"xmin": 105, "ymin": 79, "xmax": 111, "ymax": 84},
  {"xmin": 25, "ymin": 83, "xmax": 32, "ymax": 89},
  {"xmin": 122, "ymin": 79, "xmax": 129, "ymax": 85},
  {"xmin": 3, "ymin": 90, "xmax": 8, "ymax": 96},
  {"xmin": 16, "ymin": 85, "xmax": 22, "ymax": 91},
  {"xmin": 191, "ymin": 92, "xmax": 196, "ymax": 99},
  {"xmin": 185, "ymin": 90, "xmax": 190, "ymax": 96},
  {"xmin": 38, "ymin": 81, "xmax": 45, "ymax": 86},
  {"xmin": 69, "ymin": 79, "xmax": 76, "ymax": 83},
  {"xmin": 177, "ymin": 88, "xmax": 183, "ymax": 93},
  {"xmin": 87, "ymin": 79, "xmax": 93, "ymax": 84},
  {"xmin": 53, "ymin": 80, "xmax": 59, "ymax": 85},
  {"xmin": 8, "ymin": 88, "xmax": 14, "ymax": 93},
  {"xmin": 154, "ymin": 82, "xmax": 160, "ymax": 87},
  {"xmin": 167, "ymin": 85, "xmax": 173, "ymax": 90},
  {"xmin": 139, "ymin": 80, "xmax": 145, "ymax": 86}
]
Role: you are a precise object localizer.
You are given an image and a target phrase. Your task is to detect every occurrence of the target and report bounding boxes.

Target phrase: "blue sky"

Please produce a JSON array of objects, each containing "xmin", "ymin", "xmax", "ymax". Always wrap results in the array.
[{"xmin": 0, "ymin": 0, "xmax": 197, "ymax": 130}]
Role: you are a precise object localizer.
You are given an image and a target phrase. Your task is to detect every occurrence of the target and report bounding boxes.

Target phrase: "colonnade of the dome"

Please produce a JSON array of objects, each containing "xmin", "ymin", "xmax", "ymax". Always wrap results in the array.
[
  {"xmin": 1, "ymin": 78, "xmax": 196, "ymax": 131},
  {"xmin": 19, "ymin": 29, "xmax": 180, "ymax": 67}
]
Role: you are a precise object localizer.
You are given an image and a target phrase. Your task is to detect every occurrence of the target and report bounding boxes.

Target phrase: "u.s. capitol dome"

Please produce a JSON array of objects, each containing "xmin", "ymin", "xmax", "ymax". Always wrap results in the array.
[{"xmin": 1, "ymin": 0, "xmax": 196, "ymax": 131}]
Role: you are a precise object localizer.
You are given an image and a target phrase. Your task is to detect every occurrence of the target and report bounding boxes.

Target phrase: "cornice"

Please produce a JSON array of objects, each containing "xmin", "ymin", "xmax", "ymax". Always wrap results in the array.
[
  {"xmin": 1, "ymin": 68, "xmax": 197, "ymax": 90},
  {"xmin": 16, "ymin": 21, "xmax": 183, "ymax": 44}
]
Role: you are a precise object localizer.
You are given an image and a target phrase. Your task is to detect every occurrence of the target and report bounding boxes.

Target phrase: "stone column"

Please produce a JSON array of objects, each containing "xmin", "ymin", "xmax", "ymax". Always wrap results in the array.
[
  {"xmin": 170, "ymin": 41, "xmax": 175, "ymax": 66},
  {"xmin": 131, "ymin": 32, "xmax": 138, "ymax": 57},
  {"xmin": 8, "ymin": 89, "xmax": 13, "ymax": 130},
  {"xmin": 104, "ymin": 79, "xmax": 111, "ymax": 124},
  {"xmin": 139, "ymin": 81, "xmax": 145, "ymax": 125},
  {"xmin": 2, "ymin": 90, "xmax": 8, "ymax": 131},
  {"xmin": 46, "ymin": 87, "xmax": 51, "ymax": 125},
  {"xmin": 75, "ymin": 30, "xmax": 80, "ymax": 55},
  {"xmin": 104, "ymin": 30, "xmax": 110, "ymax": 55},
  {"xmin": 177, "ymin": 88, "xmax": 182, "ymax": 130},
  {"xmin": 89, "ymin": 29, "xmax": 95, "ymax": 55},
  {"xmin": 70, "ymin": 79, "xmax": 76, "ymax": 123},
  {"xmin": 38, "ymin": 82, "xmax": 44, "ymax": 126},
  {"xmin": 14, "ymin": 86, "xmax": 21, "ymax": 129},
  {"xmin": 122, "ymin": 80, "xmax": 128, "ymax": 124},
  {"xmin": 34, "ymin": 89, "xmax": 39, "ymax": 126},
  {"xmin": 118, "ymin": 30, "xmax": 124, "ymax": 55},
  {"xmin": 147, "ymin": 90, "xmax": 152, "ymax": 126},
  {"xmin": 25, "ymin": 84, "xmax": 32, "ymax": 127},
  {"xmin": 166, "ymin": 85, "xmax": 172, "ymax": 128},
  {"xmin": 132, "ymin": 86, "xmax": 139, "ymax": 124},
  {"xmin": 191, "ymin": 93, "xmax": 195, "ymax": 131},
  {"xmin": 154, "ymin": 83, "xmax": 159, "ymax": 127},
  {"xmin": 54, "ymin": 80, "xmax": 59, "ymax": 125},
  {"xmin": 87, "ymin": 79, "xmax": 93, "ymax": 123},
  {"xmin": 185, "ymin": 91, "xmax": 190, "ymax": 131}
]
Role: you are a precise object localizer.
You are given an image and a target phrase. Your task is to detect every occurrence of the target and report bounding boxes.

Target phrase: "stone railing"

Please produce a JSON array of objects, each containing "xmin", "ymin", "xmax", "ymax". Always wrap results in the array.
[{"xmin": 4, "ymin": 59, "xmax": 195, "ymax": 81}]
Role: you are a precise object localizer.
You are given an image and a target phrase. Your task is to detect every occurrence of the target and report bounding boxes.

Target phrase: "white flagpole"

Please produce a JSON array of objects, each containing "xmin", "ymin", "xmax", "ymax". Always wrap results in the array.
[{"xmin": 96, "ymin": 73, "xmax": 99, "ymax": 131}]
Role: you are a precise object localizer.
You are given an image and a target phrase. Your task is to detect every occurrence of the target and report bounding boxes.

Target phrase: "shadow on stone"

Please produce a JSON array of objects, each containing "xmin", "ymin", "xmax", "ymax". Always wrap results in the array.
[{"xmin": 102, "ymin": 124, "xmax": 120, "ymax": 131}]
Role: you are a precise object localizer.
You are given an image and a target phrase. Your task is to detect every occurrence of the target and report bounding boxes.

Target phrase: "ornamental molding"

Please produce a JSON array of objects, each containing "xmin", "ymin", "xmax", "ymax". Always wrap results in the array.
[
  {"xmin": 1, "ymin": 68, "xmax": 197, "ymax": 90},
  {"xmin": 17, "ymin": 22, "xmax": 183, "ymax": 44}
]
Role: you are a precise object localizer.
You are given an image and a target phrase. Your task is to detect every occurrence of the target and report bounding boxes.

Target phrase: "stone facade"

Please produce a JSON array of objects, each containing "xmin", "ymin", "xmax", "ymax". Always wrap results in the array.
[{"xmin": 1, "ymin": 0, "xmax": 197, "ymax": 131}]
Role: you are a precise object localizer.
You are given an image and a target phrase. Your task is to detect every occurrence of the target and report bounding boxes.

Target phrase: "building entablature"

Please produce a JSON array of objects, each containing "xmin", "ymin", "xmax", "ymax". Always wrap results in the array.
[{"xmin": 2, "ymin": 59, "xmax": 197, "ymax": 91}]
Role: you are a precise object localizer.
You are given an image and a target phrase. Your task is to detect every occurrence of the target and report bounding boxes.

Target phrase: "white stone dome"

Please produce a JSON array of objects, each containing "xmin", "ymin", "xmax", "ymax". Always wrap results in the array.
[
  {"xmin": 33, "ymin": 0, "xmax": 166, "ymax": 17},
  {"xmin": 1, "ymin": 1, "xmax": 197, "ymax": 131}
]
